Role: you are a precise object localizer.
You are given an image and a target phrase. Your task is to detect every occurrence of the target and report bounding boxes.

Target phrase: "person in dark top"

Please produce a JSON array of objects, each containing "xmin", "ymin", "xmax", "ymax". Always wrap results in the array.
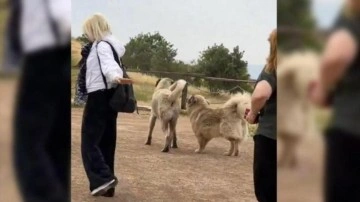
[
  {"xmin": 310, "ymin": 1, "xmax": 360, "ymax": 202},
  {"xmin": 246, "ymin": 29, "xmax": 277, "ymax": 202}
]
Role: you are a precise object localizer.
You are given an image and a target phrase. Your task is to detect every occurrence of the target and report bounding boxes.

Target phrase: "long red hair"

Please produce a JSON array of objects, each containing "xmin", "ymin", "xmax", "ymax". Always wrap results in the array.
[{"xmin": 265, "ymin": 29, "xmax": 277, "ymax": 73}]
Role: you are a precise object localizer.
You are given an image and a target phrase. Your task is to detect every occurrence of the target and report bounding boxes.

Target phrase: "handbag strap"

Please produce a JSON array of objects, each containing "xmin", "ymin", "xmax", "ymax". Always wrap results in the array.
[{"xmin": 95, "ymin": 42, "xmax": 108, "ymax": 89}]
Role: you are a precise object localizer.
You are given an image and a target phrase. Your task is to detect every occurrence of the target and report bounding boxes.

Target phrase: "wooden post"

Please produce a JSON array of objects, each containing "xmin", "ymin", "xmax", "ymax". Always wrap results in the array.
[{"xmin": 181, "ymin": 83, "xmax": 188, "ymax": 110}]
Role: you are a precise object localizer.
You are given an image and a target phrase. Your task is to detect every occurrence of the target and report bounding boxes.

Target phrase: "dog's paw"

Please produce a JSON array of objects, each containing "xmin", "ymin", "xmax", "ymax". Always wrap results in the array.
[
  {"xmin": 223, "ymin": 152, "xmax": 232, "ymax": 156},
  {"xmin": 161, "ymin": 147, "xmax": 170, "ymax": 153},
  {"xmin": 145, "ymin": 141, "xmax": 151, "ymax": 145},
  {"xmin": 171, "ymin": 144, "xmax": 178, "ymax": 148},
  {"xmin": 195, "ymin": 149, "xmax": 202, "ymax": 153},
  {"xmin": 234, "ymin": 151, "xmax": 239, "ymax": 156}
]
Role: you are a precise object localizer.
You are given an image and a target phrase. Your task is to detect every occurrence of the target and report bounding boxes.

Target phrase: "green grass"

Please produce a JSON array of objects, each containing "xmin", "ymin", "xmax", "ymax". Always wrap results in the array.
[
  {"xmin": 0, "ymin": 5, "xmax": 9, "ymax": 67},
  {"xmin": 71, "ymin": 69, "xmax": 230, "ymax": 105},
  {"xmin": 71, "ymin": 68, "xmax": 79, "ymax": 98},
  {"xmin": 314, "ymin": 108, "xmax": 332, "ymax": 131}
]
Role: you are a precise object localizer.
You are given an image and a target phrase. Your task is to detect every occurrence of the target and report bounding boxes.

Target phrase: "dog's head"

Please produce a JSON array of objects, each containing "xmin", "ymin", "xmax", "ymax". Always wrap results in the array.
[
  {"xmin": 155, "ymin": 78, "xmax": 175, "ymax": 89},
  {"xmin": 187, "ymin": 95, "xmax": 210, "ymax": 108},
  {"xmin": 277, "ymin": 51, "xmax": 320, "ymax": 100}
]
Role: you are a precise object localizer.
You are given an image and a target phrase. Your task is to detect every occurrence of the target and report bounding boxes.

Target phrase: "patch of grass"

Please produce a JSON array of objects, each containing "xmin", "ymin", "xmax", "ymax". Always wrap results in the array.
[
  {"xmin": 71, "ymin": 70, "xmax": 231, "ymax": 105},
  {"xmin": 133, "ymin": 84, "xmax": 154, "ymax": 102},
  {"xmin": 71, "ymin": 68, "xmax": 79, "ymax": 98},
  {"xmin": 0, "ymin": 5, "xmax": 9, "ymax": 67},
  {"xmin": 71, "ymin": 40, "xmax": 81, "ymax": 67},
  {"xmin": 314, "ymin": 108, "xmax": 332, "ymax": 131},
  {"xmin": 248, "ymin": 124, "xmax": 258, "ymax": 137}
]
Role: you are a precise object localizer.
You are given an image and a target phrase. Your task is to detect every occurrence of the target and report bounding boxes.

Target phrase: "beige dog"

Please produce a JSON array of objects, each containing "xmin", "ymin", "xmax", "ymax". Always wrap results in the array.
[
  {"xmin": 145, "ymin": 78, "xmax": 187, "ymax": 152},
  {"xmin": 277, "ymin": 51, "xmax": 320, "ymax": 167},
  {"xmin": 187, "ymin": 93, "xmax": 251, "ymax": 156}
]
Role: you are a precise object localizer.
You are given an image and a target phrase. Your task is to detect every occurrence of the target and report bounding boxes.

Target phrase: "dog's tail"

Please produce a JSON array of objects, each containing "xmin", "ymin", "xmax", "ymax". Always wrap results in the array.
[
  {"xmin": 168, "ymin": 79, "xmax": 187, "ymax": 102},
  {"xmin": 223, "ymin": 92, "xmax": 252, "ymax": 118}
]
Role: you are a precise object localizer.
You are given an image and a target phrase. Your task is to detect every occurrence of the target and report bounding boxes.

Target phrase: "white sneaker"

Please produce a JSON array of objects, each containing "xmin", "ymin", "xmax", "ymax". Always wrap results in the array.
[{"xmin": 91, "ymin": 179, "xmax": 117, "ymax": 196}]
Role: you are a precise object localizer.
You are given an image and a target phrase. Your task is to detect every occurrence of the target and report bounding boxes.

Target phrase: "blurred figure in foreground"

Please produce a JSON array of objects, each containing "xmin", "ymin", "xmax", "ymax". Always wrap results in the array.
[
  {"xmin": 5, "ymin": 0, "xmax": 71, "ymax": 201},
  {"xmin": 277, "ymin": 51, "xmax": 320, "ymax": 168},
  {"xmin": 310, "ymin": 1, "xmax": 360, "ymax": 201}
]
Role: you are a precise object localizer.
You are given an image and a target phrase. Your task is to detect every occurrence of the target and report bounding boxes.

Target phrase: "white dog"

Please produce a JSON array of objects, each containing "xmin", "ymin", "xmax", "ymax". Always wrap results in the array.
[{"xmin": 145, "ymin": 78, "xmax": 187, "ymax": 152}]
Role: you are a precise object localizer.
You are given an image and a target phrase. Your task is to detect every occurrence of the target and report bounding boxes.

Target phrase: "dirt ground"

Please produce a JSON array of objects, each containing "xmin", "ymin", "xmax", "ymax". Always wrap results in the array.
[
  {"xmin": 0, "ymin": 79, "xmax": 22, "ymax": 202},
  {"xmin": 71, "ymin": 108, "xmax": 256, "ymax": 202},
  {"xmin": 277, "ymin": 130, "xmax": 325, "ymax": 202}
]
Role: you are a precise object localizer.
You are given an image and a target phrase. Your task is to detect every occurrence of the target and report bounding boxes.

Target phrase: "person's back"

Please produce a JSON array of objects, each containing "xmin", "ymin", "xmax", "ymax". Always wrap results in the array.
[
  {"xmin": 317, "ymin": 4, "xmax": 360, "ymax": 202},
  {"xmin": 86, "ymin": 34, "xmax": 125, "ymax": 93}
]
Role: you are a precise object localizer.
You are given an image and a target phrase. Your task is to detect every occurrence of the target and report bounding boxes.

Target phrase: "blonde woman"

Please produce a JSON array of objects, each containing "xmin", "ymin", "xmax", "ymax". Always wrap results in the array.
[
  {"xmin": 246, "ymin": 29, "xmax": 277, "ymax": 202},
  {"xmin": 310, "ymin": 1, "xmax": 359, "ymax": 201},
  {"xmin": 81, "ymin": 14, "xmax": 132, "ymax": 197}
]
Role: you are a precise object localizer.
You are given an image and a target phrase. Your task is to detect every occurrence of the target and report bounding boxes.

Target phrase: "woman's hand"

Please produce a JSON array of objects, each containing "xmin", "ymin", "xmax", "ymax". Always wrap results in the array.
[
  {"xmin": 246, "ymin": 110, "xmax": 258, "ymax": 124},
  {"xmin": 116, "ymin": 78, "xmax": 133, "ymax": 84},
  {"xmin": 309, "ymin": 80, "xmax": 328, "ymax": 107}
]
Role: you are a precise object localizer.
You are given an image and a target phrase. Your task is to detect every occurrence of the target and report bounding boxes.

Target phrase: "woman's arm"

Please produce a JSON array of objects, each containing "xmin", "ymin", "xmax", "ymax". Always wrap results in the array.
[
  {"xmin": 321, "ymin": 29, "xmax": 357, "ymax": 91},
  {"xmin": 246, "ymin": 80, "xmax": 273, "ymax": 124},
  {"xmin": 97, "ymin": 42, "xmax": 124, "ymax": 83},
  {"xmin": 311, "ymin": 29, "xmax": 358, "ymax": 106},
  {"xmin": 251, "ymin": 80, "xmax": 273, "ymax": 114}
]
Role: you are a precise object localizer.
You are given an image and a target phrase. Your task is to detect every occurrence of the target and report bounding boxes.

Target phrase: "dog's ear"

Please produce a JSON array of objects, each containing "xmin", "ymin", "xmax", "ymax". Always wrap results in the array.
[
  {"xmin": 155, "ymin": 78, "xmax": 161, "ymax": 87},
  {"xmin": 187, "ymin": 95, "xmax": 196, "ymax": 104}
]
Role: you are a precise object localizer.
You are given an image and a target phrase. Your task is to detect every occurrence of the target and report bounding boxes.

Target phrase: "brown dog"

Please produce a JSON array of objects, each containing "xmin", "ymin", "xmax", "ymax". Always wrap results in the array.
[{"xmin": 187, "ymin": 93, "xmax": 251, "ymax": 156}]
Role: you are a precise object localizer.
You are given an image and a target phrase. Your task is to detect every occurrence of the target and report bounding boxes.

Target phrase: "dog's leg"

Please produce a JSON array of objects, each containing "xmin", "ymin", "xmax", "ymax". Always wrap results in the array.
[
  {"xmin": 172, "ymin": 130, "xmax": 178, "ymax": 148},
  {"xmin": 278, "ymin": 139, "xmax": 288, "ymax": 167},
  {"xmin": 224, "ymin": 140, "xmax": 235, "ymax": 156},
  {"xmin": 171, "ymin": 119, "xmax": 178, "ymax": 148},
  {"xmin": 195, "ymin": 135, "xmax": 209, "ymax": 153},
  {"xmin": 233, "ymin": 139, "xmax": 241, "ymax": 156},
  {"xmin": 145, "ymin": 114, "xmax": 157, "ymax": 145},
  {"xmin": 161, "ymin": 121, "xmax": 172, "ymax": 152},
  {"xmin": 289, "ymin": 142, "xmax": 299, "ymax": 168},
  {"xmin": 278, "ymin": 137, "xmax": 297, "ymax": 168}
]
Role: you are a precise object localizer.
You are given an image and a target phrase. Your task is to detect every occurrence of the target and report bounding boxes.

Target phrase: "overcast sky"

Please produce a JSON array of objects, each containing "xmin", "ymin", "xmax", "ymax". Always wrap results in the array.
[
  {"xmin": 72, "ymin": 0, "xmax": 276, "ymax": 64},
  {"xmin": 313, "ymin": 0, "xmax": 342, "ymax": 28},
  {"xmin": 72, "ymin": 0, "xmax": 342, "ymax": 78}
]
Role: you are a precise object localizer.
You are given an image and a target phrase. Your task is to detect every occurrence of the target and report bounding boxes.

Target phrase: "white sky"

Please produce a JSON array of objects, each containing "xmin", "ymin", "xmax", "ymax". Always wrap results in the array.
[
  {"xmin": 71, "ymin": 0, "xmax": 341, "ymax": 78},
  {"xmin": 72, "ymin": 0, "xmax": 276, "ymax": 66}
]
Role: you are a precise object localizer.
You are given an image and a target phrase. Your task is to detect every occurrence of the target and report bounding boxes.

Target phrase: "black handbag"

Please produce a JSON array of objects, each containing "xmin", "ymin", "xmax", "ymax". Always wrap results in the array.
[{"xmin": 96, "ymin": 41, "xmax": 137, "ymax": 113}]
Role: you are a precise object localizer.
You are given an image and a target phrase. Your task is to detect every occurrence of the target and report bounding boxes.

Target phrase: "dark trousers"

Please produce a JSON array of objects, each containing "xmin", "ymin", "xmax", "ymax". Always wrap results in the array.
[
  {"xmin": 325, "ymin": 128, "xmax": 360, "ymax": 202},
  {"xmin": 253, "ymin": 135, "xmax": 277, "ymax": 202},
  {"xmin": 81, "ymin": 89, "xmax": 118, "ymax": 191},
  {"xmin": 13, "ymin": 46, "xmax": 71, "ymax": 202}
]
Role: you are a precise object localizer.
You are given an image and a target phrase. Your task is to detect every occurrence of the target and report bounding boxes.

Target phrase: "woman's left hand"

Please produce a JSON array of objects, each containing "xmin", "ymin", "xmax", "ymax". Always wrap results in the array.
[
  {"xmin": 309, "ymin": 80, "xmax": 328, "ymax": 107},
  {"xmin": 116, "ymin": 78, "xmax": 133, "ymax": 84},
  {"xmin": 246, "ymin": 110, "xmax": 258, "ymax": 124}
]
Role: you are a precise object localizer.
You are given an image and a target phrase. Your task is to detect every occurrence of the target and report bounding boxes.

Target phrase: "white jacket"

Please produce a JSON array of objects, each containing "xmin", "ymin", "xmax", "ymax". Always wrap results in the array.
[
  {"xmin": 86, "ymin": 34, "xmax": 125, "ymax": 93},
  {"xmin": 21, "ymin": 0, "xmax": 71, "ymax": 53}
]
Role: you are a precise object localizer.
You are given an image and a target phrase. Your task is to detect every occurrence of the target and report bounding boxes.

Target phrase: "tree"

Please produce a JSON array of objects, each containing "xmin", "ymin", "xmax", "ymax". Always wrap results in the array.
[
  {"xmin": 122, "ymin": 32, "xmax": 177, "ymax": 71},
  {"xmin": 198, "ymin": 44, "xmax": 252, "ymax": 93},
  {"xmin": 75, "ymin": 34, "xmax": 90, "ymax": 45},
  {"xmin": 278, "ymin": 0, "xmax": 320, "ymax": 50}
]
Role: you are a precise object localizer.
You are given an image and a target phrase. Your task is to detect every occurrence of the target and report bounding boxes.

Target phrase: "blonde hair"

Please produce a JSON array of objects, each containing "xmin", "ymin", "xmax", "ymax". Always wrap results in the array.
[
  {"xmin": 265, "ymin": 29, "xmax": 277, "ymax": 73},
  {"xmin": 83, "ymin": 14, "xmax": 111, "ymax": 42}
]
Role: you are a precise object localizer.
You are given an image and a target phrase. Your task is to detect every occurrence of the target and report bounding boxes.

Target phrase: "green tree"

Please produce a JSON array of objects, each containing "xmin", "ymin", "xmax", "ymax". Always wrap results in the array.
[
  {"xmin": 122, "ymin": 32, "xmax": 177, "ymax": 71},
  {"xmin": 75, "ymin": 34, "xmax": 90, "ymax": 45},
  {"xmin": 278, "ymin": 0, "xmax": 320, "ymax": 50},
  {"xmin": 198, "ymin": 44, "xmax": 251, "ymax": 93}
]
